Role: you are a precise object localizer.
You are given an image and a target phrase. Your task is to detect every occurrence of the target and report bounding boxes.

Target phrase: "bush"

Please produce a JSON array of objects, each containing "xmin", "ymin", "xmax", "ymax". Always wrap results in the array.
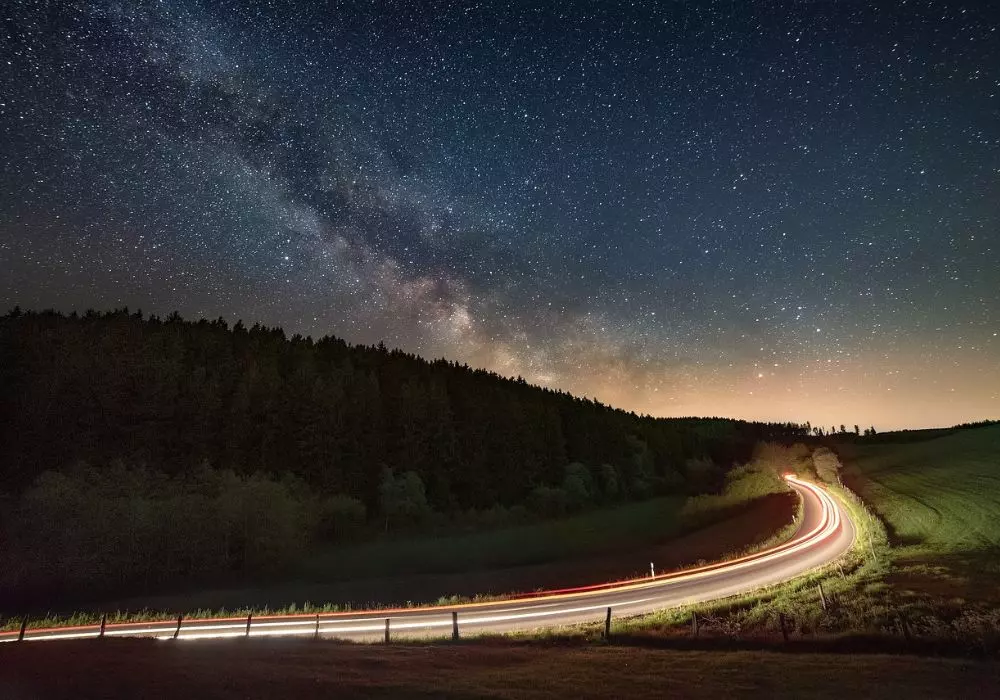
[
  {"xmin": 379, "ymin": 468, "xmax": 431, "ymax": 530},
  {"xmin": 526, "ymin": 485, "xmax": 568, "ymax": 518},
  {"xmin": 680, "ymin": 461, "xmax": 788, "ymax": 528},
  {"xmin": 812, "ymin": 447, "xmax": 841, "ymax": 483},
  {"xmin": 684, "ymin": 457, "xmax": 723, "ymax": 494},
  {"xmin": 754, "ymin": 442, "xmax": 814, "ymax": 476},
  {"xmin": 316, "ymin": 494, "xmax": 367, "ymax": 542},
  {"xmin": 3, "ymin": 462, "xmax": 318, "ymax": 603},
  {"xmin": 562, "ymin": 462, "xmax": 595, "ymax": 511},
  {"xmin": 597, "ymin": 463, "xmax": 621, "ymax": 501}
]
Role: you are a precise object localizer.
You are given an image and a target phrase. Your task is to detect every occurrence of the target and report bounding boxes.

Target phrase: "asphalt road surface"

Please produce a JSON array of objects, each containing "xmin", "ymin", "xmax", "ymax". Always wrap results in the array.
[{"xmin": 0, "ymin": 476, "xmax": 853, "ymax": 644}]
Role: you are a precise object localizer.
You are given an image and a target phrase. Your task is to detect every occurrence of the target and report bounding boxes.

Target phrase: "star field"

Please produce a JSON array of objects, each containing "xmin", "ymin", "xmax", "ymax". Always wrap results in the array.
[{"xmin": 2, "ymin": 0, "xmax": 998, "ymax": 429}]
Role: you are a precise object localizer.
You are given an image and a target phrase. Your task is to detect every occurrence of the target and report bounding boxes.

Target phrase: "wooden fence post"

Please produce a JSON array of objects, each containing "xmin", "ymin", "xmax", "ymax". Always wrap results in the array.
[
  {"xmin": 384, "ymin": 618, "xmax": 391, "ymax": 644},
  {"xmin": 779, "ymin": 613, "xmax": 789, "ymax": 642},
  {"xmin": 604, "ymin": 607, "xmax": 612, "ymax": 641},
  {"xmin": 17, "ymin": 617, "xmax": 27, "ymax": 642},
  {"xmin": 817, "ymin": 583, "xmax": 827, "ymax": 611},
  {"xmin": 173, "ymin": 614, "xmax": 183, "ymax": 640},
  {"xmin": 691, "ymin": 611, "xmax": 699, "ymax": 638},
  {"xmin": 452, "ymin": 611, "xmax": 459, "ymax": 640},
  {"xmin": 99, "ymin": 613, "xmax": 107, "ymax": 638},
  {"xmin": 245, "ymin": 613, "xmax": 252, "ymax": 638}
]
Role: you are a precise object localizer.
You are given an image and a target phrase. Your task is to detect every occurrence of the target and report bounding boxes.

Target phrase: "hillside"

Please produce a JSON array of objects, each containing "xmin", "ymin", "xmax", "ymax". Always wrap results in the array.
[{"xmin": 837, "ymin": 424, "xmax": 1000, "ymax": 601}]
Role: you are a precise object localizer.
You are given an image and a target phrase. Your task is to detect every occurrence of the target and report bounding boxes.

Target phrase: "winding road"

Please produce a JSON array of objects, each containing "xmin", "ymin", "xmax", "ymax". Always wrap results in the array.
[{"xmin": 0, "ymin": 476, "xmax": 854, "ymax": 644}]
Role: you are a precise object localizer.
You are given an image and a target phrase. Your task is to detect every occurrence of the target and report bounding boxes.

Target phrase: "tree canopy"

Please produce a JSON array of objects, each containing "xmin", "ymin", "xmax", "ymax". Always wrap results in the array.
[{"xmin": 0, "ymin": 308, "xmax": 812, "ymax": 512}]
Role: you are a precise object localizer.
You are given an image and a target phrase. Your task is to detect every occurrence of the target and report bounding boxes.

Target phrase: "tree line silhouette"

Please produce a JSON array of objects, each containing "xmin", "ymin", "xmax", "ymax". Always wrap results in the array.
[{"xmin": 0, "ymin": 308, "xmax": 813, "ymax": 510}]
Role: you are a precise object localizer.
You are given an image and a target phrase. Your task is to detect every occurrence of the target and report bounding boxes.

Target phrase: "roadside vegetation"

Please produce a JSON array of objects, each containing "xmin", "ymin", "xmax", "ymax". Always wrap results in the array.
[
  {"xmin": 527, "ymin": 428, "xmax": 1000, "ymax": 655},
  {"xmin": 679, "ymin": 455, "xmax": 790, "ymax": 527},
  {"xmin": 309, "ymin": 456, "xmax": 794, "ymax": 585},
  {"xmin": 304, "ymin": 493, "xmax": 692, "ymax": 580},
  {"xmin": 0, "ymin": 445, "xmax": 795, "ymax": 632},
  {"xmin": 8, "ymin": 426, "xmax": 999, "ymax": 655},
  {"xmin": 8, "ymin": 425, "xmax": 1000, "ymax": 662}
]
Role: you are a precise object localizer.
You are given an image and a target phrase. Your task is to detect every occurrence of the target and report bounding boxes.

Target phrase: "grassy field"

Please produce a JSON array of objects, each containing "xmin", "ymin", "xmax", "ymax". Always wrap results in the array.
[
  {"xmin": 1, "ymin": 638, "xmax": 998, "ymax": 699},
  {"xmin": 304, "ymin": 463, "xmax": 789, "ymax": 584},
  {"xmin": 10, "ymin": 464, "xmax": 794, "ymax": 627},
  {"xmin": 307, "ymin": 495, "xmax": 693, "ymax": 580},
  {"xmin": 837, "ymin": 424, "xmax": 1000, "ymax": 602},
  {"xmin": 491, "ymin": 430, "xmax": 1000, "ymax": 650}
]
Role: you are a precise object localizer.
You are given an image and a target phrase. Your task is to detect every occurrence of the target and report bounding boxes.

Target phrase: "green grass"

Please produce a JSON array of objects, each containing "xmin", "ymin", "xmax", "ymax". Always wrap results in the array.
[
  {"xmin": 592, "ymin": 429, "xmax": 1000, "ymax": 650},
  {"xmin": 0, "ymin": 602, "xmax": 354, "ymax": 633},
  {"xmin": 599, "ymin": 479, "xmax": 892, "ymax": 640},
  {"xmin": 838, "ymin": 425, "xmax": 1000, "ymax": 553},
  {"xmin": 303, "ymin": 465, "xmax": 793, "ymax": 583},
  {"xmin": 521, "ymin": 448, "xmax": 899, "ymax": 647},
  {"xmin": 305, "ymin": 495, "xmax": 691, "ymax": 580},
  {"xmin": 680, "ymin": 462, "xmax": 788, "ymax": 527},
  {"xmin": 837, "ymin": 424, "xmax": 1000, "ymax": 602}
]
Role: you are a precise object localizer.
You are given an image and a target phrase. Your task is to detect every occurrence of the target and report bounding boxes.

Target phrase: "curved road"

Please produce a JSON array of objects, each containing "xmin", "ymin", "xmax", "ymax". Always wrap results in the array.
[{"xmin": 0, "ymin": 476, "xmax": 854, "ymax": 644}]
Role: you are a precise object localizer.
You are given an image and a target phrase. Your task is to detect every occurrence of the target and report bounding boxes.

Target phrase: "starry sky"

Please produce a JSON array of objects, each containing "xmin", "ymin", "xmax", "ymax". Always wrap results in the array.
[{"xmin": 2, "ymin": 1, "xmax": 998, "ymax": 431}]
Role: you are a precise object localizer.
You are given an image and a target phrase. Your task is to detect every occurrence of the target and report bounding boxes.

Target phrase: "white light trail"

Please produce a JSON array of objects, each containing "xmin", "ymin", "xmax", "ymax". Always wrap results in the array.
[{"xmin": 1, "ymin": 477, "xmax": 851, "ymax": 645}]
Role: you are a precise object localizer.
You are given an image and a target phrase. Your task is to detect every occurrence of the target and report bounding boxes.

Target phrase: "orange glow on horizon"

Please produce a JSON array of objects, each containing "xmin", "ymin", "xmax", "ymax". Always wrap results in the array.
[{"xmin": 524, "ymin": 346, "xmax": 1000, "ymax": 432}]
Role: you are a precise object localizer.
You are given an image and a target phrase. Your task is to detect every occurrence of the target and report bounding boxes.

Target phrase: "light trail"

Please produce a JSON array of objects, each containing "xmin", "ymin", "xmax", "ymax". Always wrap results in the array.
[{"xmin": 0, "ymin": 476, "xmax": 854, "ymax": 644}]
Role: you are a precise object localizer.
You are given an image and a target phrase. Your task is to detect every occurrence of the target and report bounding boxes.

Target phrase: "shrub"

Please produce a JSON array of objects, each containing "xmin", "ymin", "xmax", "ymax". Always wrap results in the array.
[
  {"xmin": 316, "ymin": 494, "xmax": 367, "ymax": 541},
  {"xmin": 562, "ymin": 462, "xmax": 595, "ymax": 511},
  {"xmin": 526, "ymin": 485, "xmax": 568, "ymax": 518},
  {"xmin": 597, "ymin": 463, "xmax": 621, "ymax": 501}
]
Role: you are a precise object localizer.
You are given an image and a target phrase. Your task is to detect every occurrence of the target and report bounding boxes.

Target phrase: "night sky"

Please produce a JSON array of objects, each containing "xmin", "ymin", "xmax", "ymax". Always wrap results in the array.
[{"xmin": 2, "ymin": 1, "xmax": 998, "ymax": 430}]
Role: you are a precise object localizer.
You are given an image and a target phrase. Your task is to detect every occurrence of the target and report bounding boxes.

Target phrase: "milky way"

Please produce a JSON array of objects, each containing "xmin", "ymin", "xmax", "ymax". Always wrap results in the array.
[{"xmin": 2, "ymin": 1, "xmax": 998, "ymax": 429}]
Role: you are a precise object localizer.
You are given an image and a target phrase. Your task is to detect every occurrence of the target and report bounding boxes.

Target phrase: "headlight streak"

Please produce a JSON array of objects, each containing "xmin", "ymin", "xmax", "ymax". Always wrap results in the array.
[
  {"xmin": 1, "ymin": 477, "xmax": 850, "ymax": 645},
  {"xmin": 164, "ymin": 597, "xmax": 662, "ymax": 641}
]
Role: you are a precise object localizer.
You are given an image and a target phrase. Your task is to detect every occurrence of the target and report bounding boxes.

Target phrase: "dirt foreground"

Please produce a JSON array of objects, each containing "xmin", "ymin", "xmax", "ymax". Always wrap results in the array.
[{"xmin": 1, "ymin": 638, "xmax": 998, "ymax": 699}]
